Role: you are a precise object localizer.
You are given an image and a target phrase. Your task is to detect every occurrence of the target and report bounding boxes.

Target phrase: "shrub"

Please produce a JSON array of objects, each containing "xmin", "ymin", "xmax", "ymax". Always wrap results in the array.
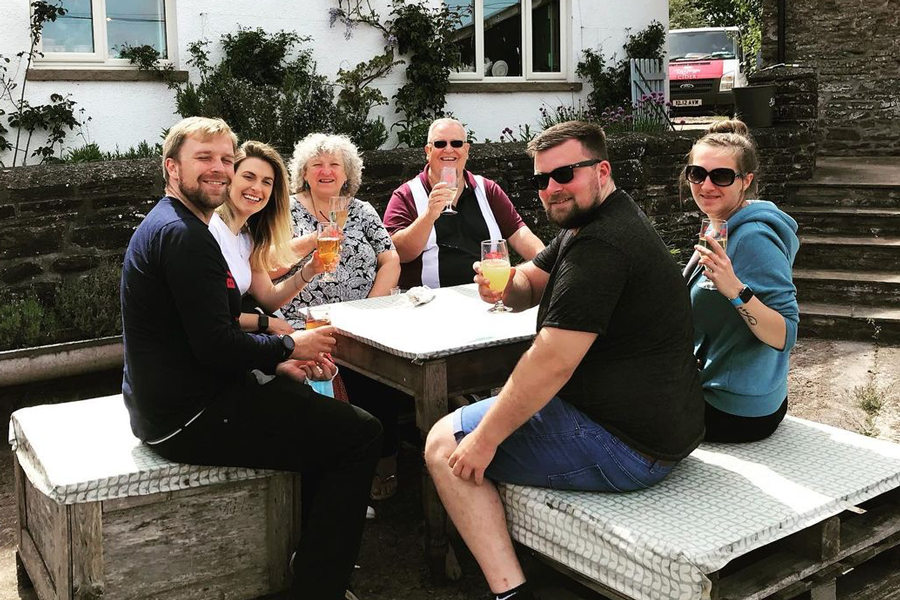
[
  {"xmin": 53, "ymin": 261, "xmax": 122, "ymax": 340},
  {"xmin": 0, "ymin": 294, "xmax": 47, "ymax": 351}
]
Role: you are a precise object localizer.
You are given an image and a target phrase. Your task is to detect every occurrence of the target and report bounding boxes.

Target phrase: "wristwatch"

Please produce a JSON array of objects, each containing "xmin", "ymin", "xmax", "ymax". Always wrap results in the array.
[
  {"xmin": 729, "ymin": 285, "xmax": 755, "ymax": 306},
  {"xmin": 257, "ymin": 314, "xmax": 269, "ymax": 333},
  {"xmin": 279, "ymin": 334, "xmax": 295, "ymax": 359}
]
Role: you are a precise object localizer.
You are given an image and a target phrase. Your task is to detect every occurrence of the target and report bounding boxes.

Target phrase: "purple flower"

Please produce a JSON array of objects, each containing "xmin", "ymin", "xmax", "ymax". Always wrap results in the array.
[{"xmin": 328, "ymin": 7, "xmax": 342, "ymax": 28}]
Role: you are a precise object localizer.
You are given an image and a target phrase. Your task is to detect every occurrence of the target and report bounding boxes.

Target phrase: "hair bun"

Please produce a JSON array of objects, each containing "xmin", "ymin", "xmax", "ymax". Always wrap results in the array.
[{"xmin": 706, "ymin": 119, "xmax": 750, "ymax": 137}]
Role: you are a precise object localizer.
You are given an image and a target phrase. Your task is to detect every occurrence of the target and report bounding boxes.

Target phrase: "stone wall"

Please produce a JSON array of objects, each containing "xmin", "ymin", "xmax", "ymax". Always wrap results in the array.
[
  {"xmin": 0, "ymin": 117, "xmax": 818, "ymax": 296},
  {"xmin": 761, "ymin": 0, "xmax": 900, "ymax": 155}
]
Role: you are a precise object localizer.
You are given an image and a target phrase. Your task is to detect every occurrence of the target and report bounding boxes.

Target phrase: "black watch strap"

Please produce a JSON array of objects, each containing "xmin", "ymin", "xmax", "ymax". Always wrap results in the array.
[
  {"xmin": 257, "ymin": 314, "xmax": 269, "ymax": 333},
  {"xmin": 279, "ymin": 334, "xmax": 295, "ymax": 359}
]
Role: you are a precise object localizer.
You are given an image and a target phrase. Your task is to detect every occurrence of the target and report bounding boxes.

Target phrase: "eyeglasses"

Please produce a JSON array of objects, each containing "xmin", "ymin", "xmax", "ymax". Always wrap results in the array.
[
  {"xmin": 531, "ymin": 159, "xmax": 601, "ymax": 190},
  {"xmin": 431, "ymin": 140, "xmax": 466, "ymax": 149},
  {"xmin": 685, "ymin": 165, "xmax": 745, "ymax": 187}
]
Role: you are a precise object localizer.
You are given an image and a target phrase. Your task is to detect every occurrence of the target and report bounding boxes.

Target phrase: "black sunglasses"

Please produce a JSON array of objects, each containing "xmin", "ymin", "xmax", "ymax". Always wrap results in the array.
[
  {"xmin": 531, "ymin": 159, "xmax": 601, "ymax": 190},
  {"xmin": 685, "ymin": 165, "xmax": 745, "ymax": 187},
  {"xmin": 431, "ymin": 139, "xmax": 466, "ymax": 149}
]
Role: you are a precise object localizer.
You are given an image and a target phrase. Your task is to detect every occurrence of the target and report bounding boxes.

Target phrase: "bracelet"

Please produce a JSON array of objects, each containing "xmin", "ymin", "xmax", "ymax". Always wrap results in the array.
[{"xmin": 298, "ymin": 265, "xmax": 312, "ymax": 285}]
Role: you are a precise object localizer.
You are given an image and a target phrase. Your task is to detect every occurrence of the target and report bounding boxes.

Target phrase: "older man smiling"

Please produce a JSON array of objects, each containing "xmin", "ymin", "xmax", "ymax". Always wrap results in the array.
[{"xmin": 384, "ymin": 117, "xmax": 544, "ymax": 290}]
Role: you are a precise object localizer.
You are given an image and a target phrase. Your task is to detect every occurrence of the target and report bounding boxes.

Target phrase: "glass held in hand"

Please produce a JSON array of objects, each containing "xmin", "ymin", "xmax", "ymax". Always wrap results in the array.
[
  {"xmin": 697, "ymin": 218, "xmax": 727, "ymax": 291},
  {"xmin": 480, "ymin": 239, "xmax": 513, "ymax": 313},
  {"xmin": 304, "ymin": 306, "xmax": 331, "ymax": 330},
  {"xmin": 440, "ymin": 167, "xmax": 458, "ymax": 214},
  {"xmin": 329, "ymin": 195, "xmax": 351, "ymax": 230},
  {"xmin": 316, "ymin": 222, "xmax": 342, "ymax": 283}
]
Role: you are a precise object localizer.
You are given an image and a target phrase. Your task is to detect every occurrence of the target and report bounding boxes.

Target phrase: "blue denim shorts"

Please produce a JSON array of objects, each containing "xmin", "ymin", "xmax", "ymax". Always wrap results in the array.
[{"xmin": 452, "ymin": 396, "xmax": 675, "ymax": 492}]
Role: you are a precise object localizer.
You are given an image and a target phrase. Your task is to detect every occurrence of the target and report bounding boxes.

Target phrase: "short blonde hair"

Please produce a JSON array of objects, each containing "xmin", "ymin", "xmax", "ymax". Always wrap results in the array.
[
  {"xmin": 218, "ymin": 141, "xmax": 296, "ymax": 272},
  {"xmin": 287, "ymin": 133, "xmax": 363, "ymax": 198},
  {"xmin": 162, "ymin": 117, "xmax": 238, "ymax": 184}
]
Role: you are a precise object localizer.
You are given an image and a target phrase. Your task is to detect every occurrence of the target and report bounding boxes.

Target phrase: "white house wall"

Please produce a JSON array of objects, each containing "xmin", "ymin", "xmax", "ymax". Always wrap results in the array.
[{"xmin": 0, "ymin": 0, "xmax": 666, "ymax": 164}]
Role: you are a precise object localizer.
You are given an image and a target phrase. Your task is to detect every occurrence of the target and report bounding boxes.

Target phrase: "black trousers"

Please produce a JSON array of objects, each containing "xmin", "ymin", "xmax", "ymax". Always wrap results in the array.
[
  {"xmin": 704, "ymin": 397, "xmax": 788, "ymax": 443},
  {"xmin": 152, "ymin": 374, "xmax": 382, "ymax": 600},
  {"xmin": 340, "ymin": 366, "xmax": 405, "ymax": 458}
]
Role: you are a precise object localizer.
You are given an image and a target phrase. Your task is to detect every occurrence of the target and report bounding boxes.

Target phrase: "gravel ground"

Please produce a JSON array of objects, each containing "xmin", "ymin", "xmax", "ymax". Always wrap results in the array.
[{"xmin": 1, "ymin": 337, "xmax": 899, "ymax": 600}]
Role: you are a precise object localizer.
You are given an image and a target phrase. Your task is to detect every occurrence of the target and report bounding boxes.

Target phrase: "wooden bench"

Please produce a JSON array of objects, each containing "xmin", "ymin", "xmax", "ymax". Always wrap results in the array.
[
  {"xmin": 499, "ymin": 417, "xmax": 900, "ymax": 600},
  {"xmin": 9, "ymin": 395, "xmax": 301, "ymax": 600}
]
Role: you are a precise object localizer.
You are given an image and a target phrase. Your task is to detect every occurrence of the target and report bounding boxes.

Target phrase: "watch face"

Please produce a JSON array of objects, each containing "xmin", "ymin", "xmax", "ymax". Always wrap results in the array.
[
  {"xmin": 740, "ymin": 286, "xmax": 754, "ymax": 302},
  {"xmin": 281, "ymin": 334, "xmax": 295, "ymax": 353}
]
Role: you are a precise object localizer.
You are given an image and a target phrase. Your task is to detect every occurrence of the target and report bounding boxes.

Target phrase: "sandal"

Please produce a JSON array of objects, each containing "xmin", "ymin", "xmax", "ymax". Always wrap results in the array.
[{"xmin": 370, "ymin": 472, "xmax": 398, "ymax": 501}]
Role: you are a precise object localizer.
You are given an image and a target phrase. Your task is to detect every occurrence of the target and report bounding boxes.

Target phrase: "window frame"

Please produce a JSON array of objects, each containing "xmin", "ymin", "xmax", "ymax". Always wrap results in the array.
[
  {"xmin": 35, "ymin": 0, "xmax": 178, "ymax": 69},
  {"xmin": 449, "ymin": 0, "xmax": 569, "ymax": 83}
]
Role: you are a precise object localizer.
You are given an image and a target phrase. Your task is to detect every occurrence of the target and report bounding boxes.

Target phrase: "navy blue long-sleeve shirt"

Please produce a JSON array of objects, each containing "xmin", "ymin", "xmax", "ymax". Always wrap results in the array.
[{"xmin": 121, "ymin": 196, "xmax": 284, "ymax": 441}]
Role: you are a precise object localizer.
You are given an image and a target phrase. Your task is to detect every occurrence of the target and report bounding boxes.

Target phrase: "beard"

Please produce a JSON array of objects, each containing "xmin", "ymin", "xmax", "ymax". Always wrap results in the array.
[
  {"xmin": 544, "ymin": 176, "xmax": 605, "ymax": 229},
  {"xmin": 179, "ymin": 177, "xmax": 227, "ymax": 213}
]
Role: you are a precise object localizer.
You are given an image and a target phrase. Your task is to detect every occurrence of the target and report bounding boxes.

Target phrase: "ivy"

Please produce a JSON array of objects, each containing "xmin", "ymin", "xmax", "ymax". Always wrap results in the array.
[
  {"xmin": 0, "ymin": 1, "xmax": 87, "ymax": 166},
  {"xmin": 329, "ymin": 0, "xmax": 466, "ymax": 147}
]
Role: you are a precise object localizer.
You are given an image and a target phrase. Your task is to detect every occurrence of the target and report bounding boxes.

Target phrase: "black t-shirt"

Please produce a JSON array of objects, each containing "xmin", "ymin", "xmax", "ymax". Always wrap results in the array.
[
  {"xmin": 432, "ymin": 185, "xmax": 490, "ymax": 287},
  {"xmin": 121, "ymin": 197, "xmax": 284, "ymax": 442},
  {"xmin": 533, "ymin": 189, "xmax": 704, "ymax": 460}
]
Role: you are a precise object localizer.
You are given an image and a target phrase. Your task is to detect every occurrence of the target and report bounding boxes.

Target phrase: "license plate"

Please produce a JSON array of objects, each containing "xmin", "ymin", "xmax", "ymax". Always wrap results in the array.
[{"xmin": 673, "ymin": 99, "xmax": 702, "ymax": 107}]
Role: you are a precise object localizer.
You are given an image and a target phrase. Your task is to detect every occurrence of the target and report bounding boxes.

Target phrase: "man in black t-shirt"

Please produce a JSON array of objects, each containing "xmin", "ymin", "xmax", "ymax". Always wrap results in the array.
[
  {"xmin": 424, "ymin": 121, "xmax": 704, "ymax": 600},
  {"xmin": 121, "ymin": 117, "xmax": 381, "ymax": 600}
]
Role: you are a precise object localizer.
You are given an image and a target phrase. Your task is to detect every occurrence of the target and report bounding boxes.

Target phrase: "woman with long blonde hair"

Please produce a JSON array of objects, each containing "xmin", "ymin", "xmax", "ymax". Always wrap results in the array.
[{"xmin": 209, "ymin": 140, "xmax": 323, "ymax": 335}]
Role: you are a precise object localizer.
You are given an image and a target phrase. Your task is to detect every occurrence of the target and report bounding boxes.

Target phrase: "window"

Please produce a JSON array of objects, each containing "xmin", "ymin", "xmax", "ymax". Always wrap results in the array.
[
  {"xmin": 36, "ymin": 0, "xmax": 176, "ymax": 67},
  {"xmin": 447, "ymin": 0, "xmax": 567, "ymax": 81}
]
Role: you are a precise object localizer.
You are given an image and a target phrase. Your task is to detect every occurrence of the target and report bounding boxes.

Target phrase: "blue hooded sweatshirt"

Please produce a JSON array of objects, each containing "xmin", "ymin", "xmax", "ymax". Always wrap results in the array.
[{"xmin": 688, "ymin": 200, "xmax": 800, "ymax": 417}]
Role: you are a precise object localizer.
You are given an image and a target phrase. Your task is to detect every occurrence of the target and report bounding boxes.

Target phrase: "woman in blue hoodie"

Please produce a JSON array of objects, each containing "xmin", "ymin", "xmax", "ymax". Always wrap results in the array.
[{"xmin": 684, "ymin": 120, "xmax": 800, "ymax": 442}]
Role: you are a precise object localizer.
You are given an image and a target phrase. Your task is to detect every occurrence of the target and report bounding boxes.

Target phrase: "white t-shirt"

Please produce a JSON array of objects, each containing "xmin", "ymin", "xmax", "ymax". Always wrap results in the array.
[{"xmin": 208, "ymin": 212, "xmax": 253, "ymax": 295}]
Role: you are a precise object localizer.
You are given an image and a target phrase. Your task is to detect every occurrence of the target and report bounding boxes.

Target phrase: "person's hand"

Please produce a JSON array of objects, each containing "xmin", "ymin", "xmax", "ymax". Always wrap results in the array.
[
  {"xmin": 426, "ymin": 181, "xmax": 453, "ymax": 221},
  {"xmin": 695, "ymin": 235, "xmax": 743, "ymax": 299},
  {"xmin": 306, "ymin": 252, "xmax": 326, "ymax": 277},
  {"xmin": 447, "ymin": 430, "xmax": 497, "ymax": 485},
  {"xmin": 473, "ymin": 261, "xmax": 516, "ymax": 305},
  {"xmin": 306, "ymin": 355, "xmax": 338, "ymax": 381},
  {"xmin": 289, "ymin": 325, "xmax": 337, "ymax": 361},
  {"xmin": 275, "ymin": 359, "xmax": 311, "ymax": 383},
  {"xmin": 267, "ymin": 316, "xmax": 295, "ymax": 335}
]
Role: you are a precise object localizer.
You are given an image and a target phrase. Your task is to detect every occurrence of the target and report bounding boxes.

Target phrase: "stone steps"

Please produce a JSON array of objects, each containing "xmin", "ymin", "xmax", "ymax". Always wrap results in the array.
[
  {"xmin": 794, "ymin": 269, "xmax": 900, "ymax": 307},
  {"xmin": 787, "ymin": 182, "xmax": 900, "ymax": 209},
  {"xmin": 798, "ymin": 302, "xmax": 900, "ymax": 343},
  {"xmin": 785, "ymin": 205, "xmax": 900, "ymax": 236},
  {"xmin": 795, "ymin": 235, "xmax": 900, "ymax": 272}
]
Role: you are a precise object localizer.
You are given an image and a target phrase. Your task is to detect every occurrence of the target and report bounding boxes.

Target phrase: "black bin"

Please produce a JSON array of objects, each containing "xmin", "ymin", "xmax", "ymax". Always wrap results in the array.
[{"xmin": 733, "ymin": 85, "xmax": 776, "ymax": 128}]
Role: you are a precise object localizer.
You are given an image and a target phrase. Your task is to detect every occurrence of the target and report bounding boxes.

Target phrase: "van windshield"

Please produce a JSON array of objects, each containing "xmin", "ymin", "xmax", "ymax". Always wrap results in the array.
[{"xmin": 670, "ymin": 31, "xmax": 737, "ymax": 61}]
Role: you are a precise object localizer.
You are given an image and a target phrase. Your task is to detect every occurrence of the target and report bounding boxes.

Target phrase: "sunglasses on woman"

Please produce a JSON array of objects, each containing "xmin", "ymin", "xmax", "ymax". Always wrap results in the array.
[
  {"xmin": 685, "ymin": 165, "xmax": 746, "ymax": 187},
  {"xmin": 431, "ymin": 140, "xmax": 466, "ymax": 149},
  {"xmin": 531, "ymin": 159, "xmax": 601, "ymax": 190}
]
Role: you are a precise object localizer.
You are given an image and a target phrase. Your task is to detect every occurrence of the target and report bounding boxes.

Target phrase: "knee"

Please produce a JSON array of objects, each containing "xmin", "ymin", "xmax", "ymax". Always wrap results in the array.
[
  {"xmin": 355, "ymin": 405, "xmax": 384, "ymax": 450},
  {"xmin": 424, "ymin": 414, "xmax": 456, "ymax": 474}
]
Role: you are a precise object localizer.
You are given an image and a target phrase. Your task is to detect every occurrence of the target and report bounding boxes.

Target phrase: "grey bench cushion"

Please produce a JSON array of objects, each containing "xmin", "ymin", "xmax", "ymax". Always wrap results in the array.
[
  {"xmin": 9, "ymin": 395, "xmax": 276, "ymax": 505},
  {"xmin": 499, "ymin": 416, "xmax": 900, "ymax": 600}
]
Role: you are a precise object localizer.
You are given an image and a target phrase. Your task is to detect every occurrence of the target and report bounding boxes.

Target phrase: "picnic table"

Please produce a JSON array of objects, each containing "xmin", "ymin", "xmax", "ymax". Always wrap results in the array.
[{"xmin": 327, "ymin": 284, "xmax": 538, "ymax": 579}]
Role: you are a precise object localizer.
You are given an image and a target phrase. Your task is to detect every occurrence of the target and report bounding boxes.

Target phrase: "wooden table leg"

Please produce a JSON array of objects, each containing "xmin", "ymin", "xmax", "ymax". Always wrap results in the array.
[{"xmin": 417, "ymin": 360, "xmax": 461, "ymax": 583}]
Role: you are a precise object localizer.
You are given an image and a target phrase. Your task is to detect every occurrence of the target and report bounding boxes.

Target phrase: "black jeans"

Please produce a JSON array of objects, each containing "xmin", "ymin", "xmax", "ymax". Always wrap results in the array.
[
  {"xmin": 704, "ymin": 397, "xmax": 788, "ymax": 443},
  {"xmin": 340, "ymin": 366, "xmax": 405, "ymax": 458},
  {"xmin": 152, "ymin": 374, "xmax": 382, "ymax": 600}
]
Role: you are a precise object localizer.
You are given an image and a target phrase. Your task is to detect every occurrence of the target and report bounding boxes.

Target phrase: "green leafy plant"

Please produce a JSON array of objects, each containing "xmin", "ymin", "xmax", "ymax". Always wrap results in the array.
[
  {"xmin": 329, "ymin": 0, "xmax": 466, "ymax": 148},
  {"xmin": 63, "ymin": 140, "xmax": 162, "ymax": 163},
  {"xmin": 0, "ymin": 294, "xmax": 47, "ymax": 351},
  {"xmin": 53, "ymin": 261, "xmax": 122, "ymax": 340},
  {"xmin": 0, "ymin": 1, "xmax": 87, "ymax": 166},
  {"xmin": 577, "ymin": 21, "xmax": 666, "ymax": 117}
]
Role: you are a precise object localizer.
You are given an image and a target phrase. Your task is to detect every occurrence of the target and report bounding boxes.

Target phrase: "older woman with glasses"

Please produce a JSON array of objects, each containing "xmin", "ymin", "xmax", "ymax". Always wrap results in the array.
[{"xmin": 683, "ymin": 119, "xmax": 800, "ymax": 443}]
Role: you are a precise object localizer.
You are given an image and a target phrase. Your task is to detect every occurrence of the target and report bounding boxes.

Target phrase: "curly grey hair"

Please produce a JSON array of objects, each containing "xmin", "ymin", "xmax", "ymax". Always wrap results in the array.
[{"xmin": 287, "ymin": 133, "xmax": 363, "ymax": 197}]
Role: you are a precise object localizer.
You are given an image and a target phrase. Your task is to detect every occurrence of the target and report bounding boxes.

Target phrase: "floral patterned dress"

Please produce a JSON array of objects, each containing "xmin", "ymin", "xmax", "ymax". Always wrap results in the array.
[{"xmin": 279, "ymin": 195, "xmax": 394, "ymax": 327}]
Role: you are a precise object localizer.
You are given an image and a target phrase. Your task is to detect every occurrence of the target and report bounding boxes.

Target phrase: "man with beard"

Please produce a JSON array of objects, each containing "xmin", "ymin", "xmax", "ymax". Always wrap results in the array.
[
  {"xmin": 121, "ymin": 117, "xmax": 381, "ymax": 600},
  {"xmin": 424, "ymin": 121, "xmax": 704, "ymax": 600}
]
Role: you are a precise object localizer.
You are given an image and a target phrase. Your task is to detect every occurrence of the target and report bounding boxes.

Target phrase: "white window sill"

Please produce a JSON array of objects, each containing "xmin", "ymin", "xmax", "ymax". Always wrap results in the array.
[
  {"xmin": 447, "ymin": 81, "xmax": 582, "ymax": 93},
  {"xmin": 27, "ymin": 69, "xmax": 188, "ymax": 83}
]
